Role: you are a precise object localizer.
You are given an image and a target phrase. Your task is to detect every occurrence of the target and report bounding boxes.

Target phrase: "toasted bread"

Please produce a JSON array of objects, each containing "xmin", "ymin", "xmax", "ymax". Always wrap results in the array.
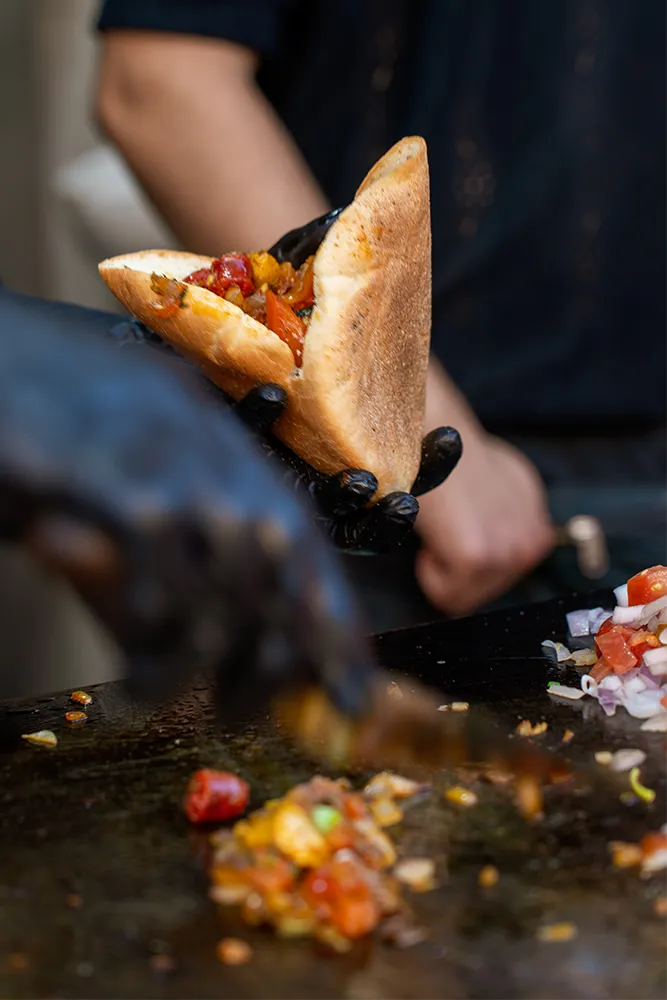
[{"xmin": 99, "ymin": 137, "xmax": 431, "ymax": 498}]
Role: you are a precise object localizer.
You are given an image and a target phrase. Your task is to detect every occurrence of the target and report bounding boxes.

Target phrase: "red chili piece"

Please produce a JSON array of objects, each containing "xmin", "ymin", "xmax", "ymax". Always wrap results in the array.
[{"xmin": 184, "ymin": 770, "xmax": 250, "ymax": 824}]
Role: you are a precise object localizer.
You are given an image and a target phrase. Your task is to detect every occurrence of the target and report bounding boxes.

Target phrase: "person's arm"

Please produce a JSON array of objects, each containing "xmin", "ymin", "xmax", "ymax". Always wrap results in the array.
[
  {"xmin": 415, "ymin": 359, "xmax": 556, "ymax": 616},
  {"xmin": 97, "ymin": 31, "xmax": 330, "ymax": 254},
  {"xmin": 97, "ymin": 30, "xmax": 554, "ymax": 616}
]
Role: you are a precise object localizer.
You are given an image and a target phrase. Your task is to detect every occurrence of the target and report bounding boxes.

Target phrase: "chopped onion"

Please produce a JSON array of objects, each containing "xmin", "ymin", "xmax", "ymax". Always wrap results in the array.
[
  {"xmin": 547, "ymin": 683, "xmax": 586, "ymax": 701},
  {"xmin": 621, "ymin": 689, "xmax": 667, "ymax": 719},
  {"xmin": 541, "ymin": 639, "xmax": 571, "ymax": 661},
  {"xmin": 612, "ymin": 605, "xmax": 645, "ymax": 626},
  {"xmin": 640, "ymin": 713, "xmax": 667, "ymax": 732},
  {"xmin": 394, "ymin": 858, "xmax": 437, "ymax": 892},
  {"xmin": 581, "ymin": 675, "xmax": 598, "ymax": 696},
  {"xmin": 598, "ymin": 675, "xmax": 622, "ymax": 691},
  {"xmin": 624, "ymin": 675, "xmax": 647, "ymax": 695},
  {"xmin": 589, "ymin": 609, "xmax": 613, "ymax": 634},
  {"xmin": 661, "ymin": 632, "xmax": 667, "ymax": 646},
  {"xmin": 638, "ymin": 594, "xmax": 667, "ymax": 626},
  {"xmin": 614, "ymin": 584, "xmax": 629, "ymax": 607},
  {"xmin": 609, "ymin": 749, "xmax": 647, "ymax": 772},
  {"xmin": 566, "ymin": 609, "xmax": 593, "ymax": 637},
  {"xmin": 643, "ymin": 647, "xmax": 667, "ymax": 673}
]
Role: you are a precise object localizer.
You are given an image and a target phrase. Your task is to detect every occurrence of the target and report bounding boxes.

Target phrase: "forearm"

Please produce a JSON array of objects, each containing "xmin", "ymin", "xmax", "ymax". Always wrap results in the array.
[
  {"xmin": 98, "ymin": 33, "xmax": 330, "ymax": 255},
  {"xmin": 424, "ymin": 356, "xmax": 484, "ymax": 445}
]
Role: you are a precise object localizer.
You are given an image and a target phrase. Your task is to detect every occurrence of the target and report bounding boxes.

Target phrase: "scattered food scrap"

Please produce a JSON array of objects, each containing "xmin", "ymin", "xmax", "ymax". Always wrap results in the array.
[
  {"xmin": 65, "ymin": 711, "xmax": 87, "ymax": 726},
  {"xmin": 608, "ymin": 749, "xmax": 647, "ymax": 773},
  {"xmin": 445, "ymin": 786, "xmax": 478, "ymax": 808},
  {"xmin": 71, "ymin": 690, "xmax": 93, "ymax": 706},
  {"xmin": 21, "ymin": 730, "xmax": 57, "ymax": 748},
  {"xmin": 205, "ymin": 775, "xmax": 436, "ymax": 952},
  {"xmin": 628, "ymin": 767, "xmax": 656, "ymax": 804},
  {"xmin": 184, "ymin": 770, "xmax": 249, "ymax": 824},
  {"xmin": 536, "ymin": 922, "xmax": 578, "ymax": 943},
  {"xmin": 561, "ymin": 730, "xmax": 575, "ymax": 744},
  {"xmin": 216, "ymin": 938, "xmax": 253, "ymax": 966},
  {"xmin": 478, "ymin": 865, "xmax": 499, "ymax": 888},
  {"xmin": 516, "ymin": 720, "xmax": 548, "ymax": 737}
]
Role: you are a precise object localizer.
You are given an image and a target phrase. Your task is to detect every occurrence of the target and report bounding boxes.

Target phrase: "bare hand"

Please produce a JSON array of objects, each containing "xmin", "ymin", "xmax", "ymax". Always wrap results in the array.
[{"xmin": 415, "ymin": 432, "xmax": 556, "ymax": 616}]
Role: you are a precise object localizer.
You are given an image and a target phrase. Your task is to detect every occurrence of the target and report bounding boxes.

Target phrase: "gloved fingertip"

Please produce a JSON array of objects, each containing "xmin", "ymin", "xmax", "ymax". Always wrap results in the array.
[{"xmin": 235, "ymin": 383, "xmax": 287, "ymax": 433}]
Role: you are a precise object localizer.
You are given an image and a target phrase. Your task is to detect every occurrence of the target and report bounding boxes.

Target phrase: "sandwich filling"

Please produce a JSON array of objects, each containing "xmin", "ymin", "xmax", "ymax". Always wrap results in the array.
[{"xmin": 149, "ymin": 252, "xmax": 315, "ymax": 367}]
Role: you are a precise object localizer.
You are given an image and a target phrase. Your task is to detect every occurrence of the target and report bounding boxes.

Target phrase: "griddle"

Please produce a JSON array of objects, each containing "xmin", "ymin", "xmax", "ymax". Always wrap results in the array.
[{"xmin": 0, "ymin": 592, "xmax": 665, "ymax": 1000}]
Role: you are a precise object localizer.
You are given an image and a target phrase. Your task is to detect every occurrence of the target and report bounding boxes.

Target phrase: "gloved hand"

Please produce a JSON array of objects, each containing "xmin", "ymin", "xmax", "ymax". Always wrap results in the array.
[
  {"xmin": 111, "ymin": 306, "xmax": 462, "ymax": 553},
  {"xmin": 0, "ymin": 287, "xmax": 375, "ymax": 724}
]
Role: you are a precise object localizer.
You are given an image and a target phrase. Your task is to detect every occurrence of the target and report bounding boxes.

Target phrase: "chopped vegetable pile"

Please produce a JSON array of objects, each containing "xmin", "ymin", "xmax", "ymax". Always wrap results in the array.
[
  {"xmin": 546, "ymin": 565, "xmax": 667, "ymax": 725},
  {"xmin": 204, "ymin": 774, "xmax": 434, "ymax": 952},
  {"xmin": 185, "ymin": 252, "xmax": 314, "ymax": 366}
]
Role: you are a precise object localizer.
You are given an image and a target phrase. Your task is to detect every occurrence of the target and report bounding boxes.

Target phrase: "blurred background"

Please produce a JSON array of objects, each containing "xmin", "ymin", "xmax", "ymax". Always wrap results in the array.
[{"xmin": 1, "ymin": 0, "xmax": 175, "ymax": 311}]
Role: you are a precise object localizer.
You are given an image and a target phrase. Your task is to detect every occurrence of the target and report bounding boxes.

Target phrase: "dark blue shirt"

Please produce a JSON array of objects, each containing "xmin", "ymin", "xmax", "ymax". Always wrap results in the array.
[{"xmin": 98, "ymin": 0, "xmax": 666, "ymax": 434}]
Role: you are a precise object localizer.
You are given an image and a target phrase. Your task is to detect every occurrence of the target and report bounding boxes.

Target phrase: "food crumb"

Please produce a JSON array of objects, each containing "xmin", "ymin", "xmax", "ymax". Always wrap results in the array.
[
  {"xmin": 445, "ymin": 786, "xmax": 478, "ymax": 808},
  {"xmin": 516, "ymin": 720, "xmax": 548, "ymax": 737},
  {"xmin": 478, "ymin": 865, "xmax": 499, "ymax": 888},
  {"xmin": 609, "ymin": 841, "xmax": 642, "ymax": 869},
  {"xmin": 394, "ymin": 858, "xmax": 437, "ymax": 892},
  {"xmin": 562, "ymin": 729, "xmax": 574, "ymax": 744},
  {"xmin": 21, "ymin": 730, "xmax": 57, "ymax": 748},
  {"xmin": 66, "ymin": 893, "xmax": 84, "ymax": 909},
  {"xmin": 594, "ymin": 750, "xmax": 613, "ymax": 766},
  {"xmin": 216, "ymin": 938, "xmax": 253, "ymax": 966},
  {"xmin": 71, "ymin": 690, "xmax": 93, "ymax": 706},
  {"xmin": 653, "ymin": 896, "xmax": 667, "ymax": 917},
  {"xmin": 536, "ymin": 922, "xmax": 577, "ymax": 943},
  {"xmin": 65, "ymin": 711, "xmax": 87, "ymax": 726},
  {"xmin": 451, "ymin": 702, "xmax": 469, "ymax": 712}
]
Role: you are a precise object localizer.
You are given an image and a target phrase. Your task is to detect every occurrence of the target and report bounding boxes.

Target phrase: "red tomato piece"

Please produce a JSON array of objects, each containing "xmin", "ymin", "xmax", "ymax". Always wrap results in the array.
[
  {"xmin": 589, "ymin": 658, "xmax": 613, "ymax": 683},
  {"xmin": 596, "ymin": 626, "xmax": 639, "ymax": 674},
  {"xmin": 265, "ymin": 290, "xmax": 306, "ymax": 366},
  {"xmin": 639, "ymin": 832, "xmax": 667, "ymax": 859},
  {"xmin": 593, "ymin": 616, "xmax": 615, "ymax": 655},
  {"xmin": 626, "ymin": 565, "xmax": 667, "ymax": 607},
  {"xmin": 185, "ymin": 254, "xmax": 255, "ymax": 298},
  {"xmin": 184, "ymin": 770, "xmax": 249, "ymax": 824},
  {"xmin": 628, "ymin": 628, "xmax": 661, "ymax": 658}
]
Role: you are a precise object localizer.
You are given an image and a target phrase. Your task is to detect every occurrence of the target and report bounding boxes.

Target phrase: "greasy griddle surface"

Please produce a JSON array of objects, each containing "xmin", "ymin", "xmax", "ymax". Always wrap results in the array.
[{"xmin": 0, "ymin": 594, "xmax": 665, "ymax": 1000}]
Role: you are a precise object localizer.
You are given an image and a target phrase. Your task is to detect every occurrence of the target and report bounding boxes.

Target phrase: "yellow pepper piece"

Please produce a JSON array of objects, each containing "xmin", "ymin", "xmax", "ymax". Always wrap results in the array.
[
  {"xmin": 272, "ymin": 802, "xmax": 330, "ymax": 867},
  {"xmin": 235, "ymin": 811, "xmax": 276, "ymax": 850}
]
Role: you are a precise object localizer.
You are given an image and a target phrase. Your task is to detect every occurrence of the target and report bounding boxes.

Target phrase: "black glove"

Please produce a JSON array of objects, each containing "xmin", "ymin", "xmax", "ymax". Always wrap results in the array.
[
  {"xmin": 0, "ymin": 287, "xmax": 375, "ymax": 723},
  {"xmin": 104, "ymin": 207, "xmax": 463, "ymax": 554}
]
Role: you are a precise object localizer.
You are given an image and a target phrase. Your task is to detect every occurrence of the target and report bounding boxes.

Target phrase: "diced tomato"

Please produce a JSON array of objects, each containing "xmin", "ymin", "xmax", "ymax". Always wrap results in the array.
[
  {"xmin": 626, "ymin": 565, "xmax": 667, "ymax": 607},
  {"xmin": 301, "ymin": 861, "xmax": 379, "ymax": 939},
  {"xmin": 628, "ymin": 628, "xmax": 661, "ymax": 658},
  {"xmin": 639, "ymin": 832, "xmax": 667, "ymax": 859},
  {"xmin": 185, "ymin": 254, "xmax": 255, "ymax": 298},
  {"xmin": 265, "ymin": 290, "xmax": 306, "ymax": 366},
  {"xmin": 596, "ymin": 626, "xmax": 639, "ymax": 674},
  {"xmin": 246, "ymin": 856, "xmax": 295, "ymax": 895},
  {"xmin": 589, "ymin": 657, "xmax": 613, "ymax": 683},
  {"xmin": 593, "ymin": 616, "xmax": 615, "ymax": 654},
  {"xmin": 184, "ymin": 770, "xmax": 249, "ymax": 824},
  {"xmin": 662, "ymin": 695, "xmax": 667, "ymax": 711},
  {"xmin": 342, "ymin": 793, "xmax": 368, "ymax": 821},
  {"xmin": 330, "ymin": 896, "xmax": 379, "ymax": 939}
]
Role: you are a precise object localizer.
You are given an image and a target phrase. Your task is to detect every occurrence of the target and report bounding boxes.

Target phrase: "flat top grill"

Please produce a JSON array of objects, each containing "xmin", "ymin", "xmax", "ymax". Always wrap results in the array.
[{"xmin": 0, "ymin": 591, "xmax": 664, "ymax": 1000}]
